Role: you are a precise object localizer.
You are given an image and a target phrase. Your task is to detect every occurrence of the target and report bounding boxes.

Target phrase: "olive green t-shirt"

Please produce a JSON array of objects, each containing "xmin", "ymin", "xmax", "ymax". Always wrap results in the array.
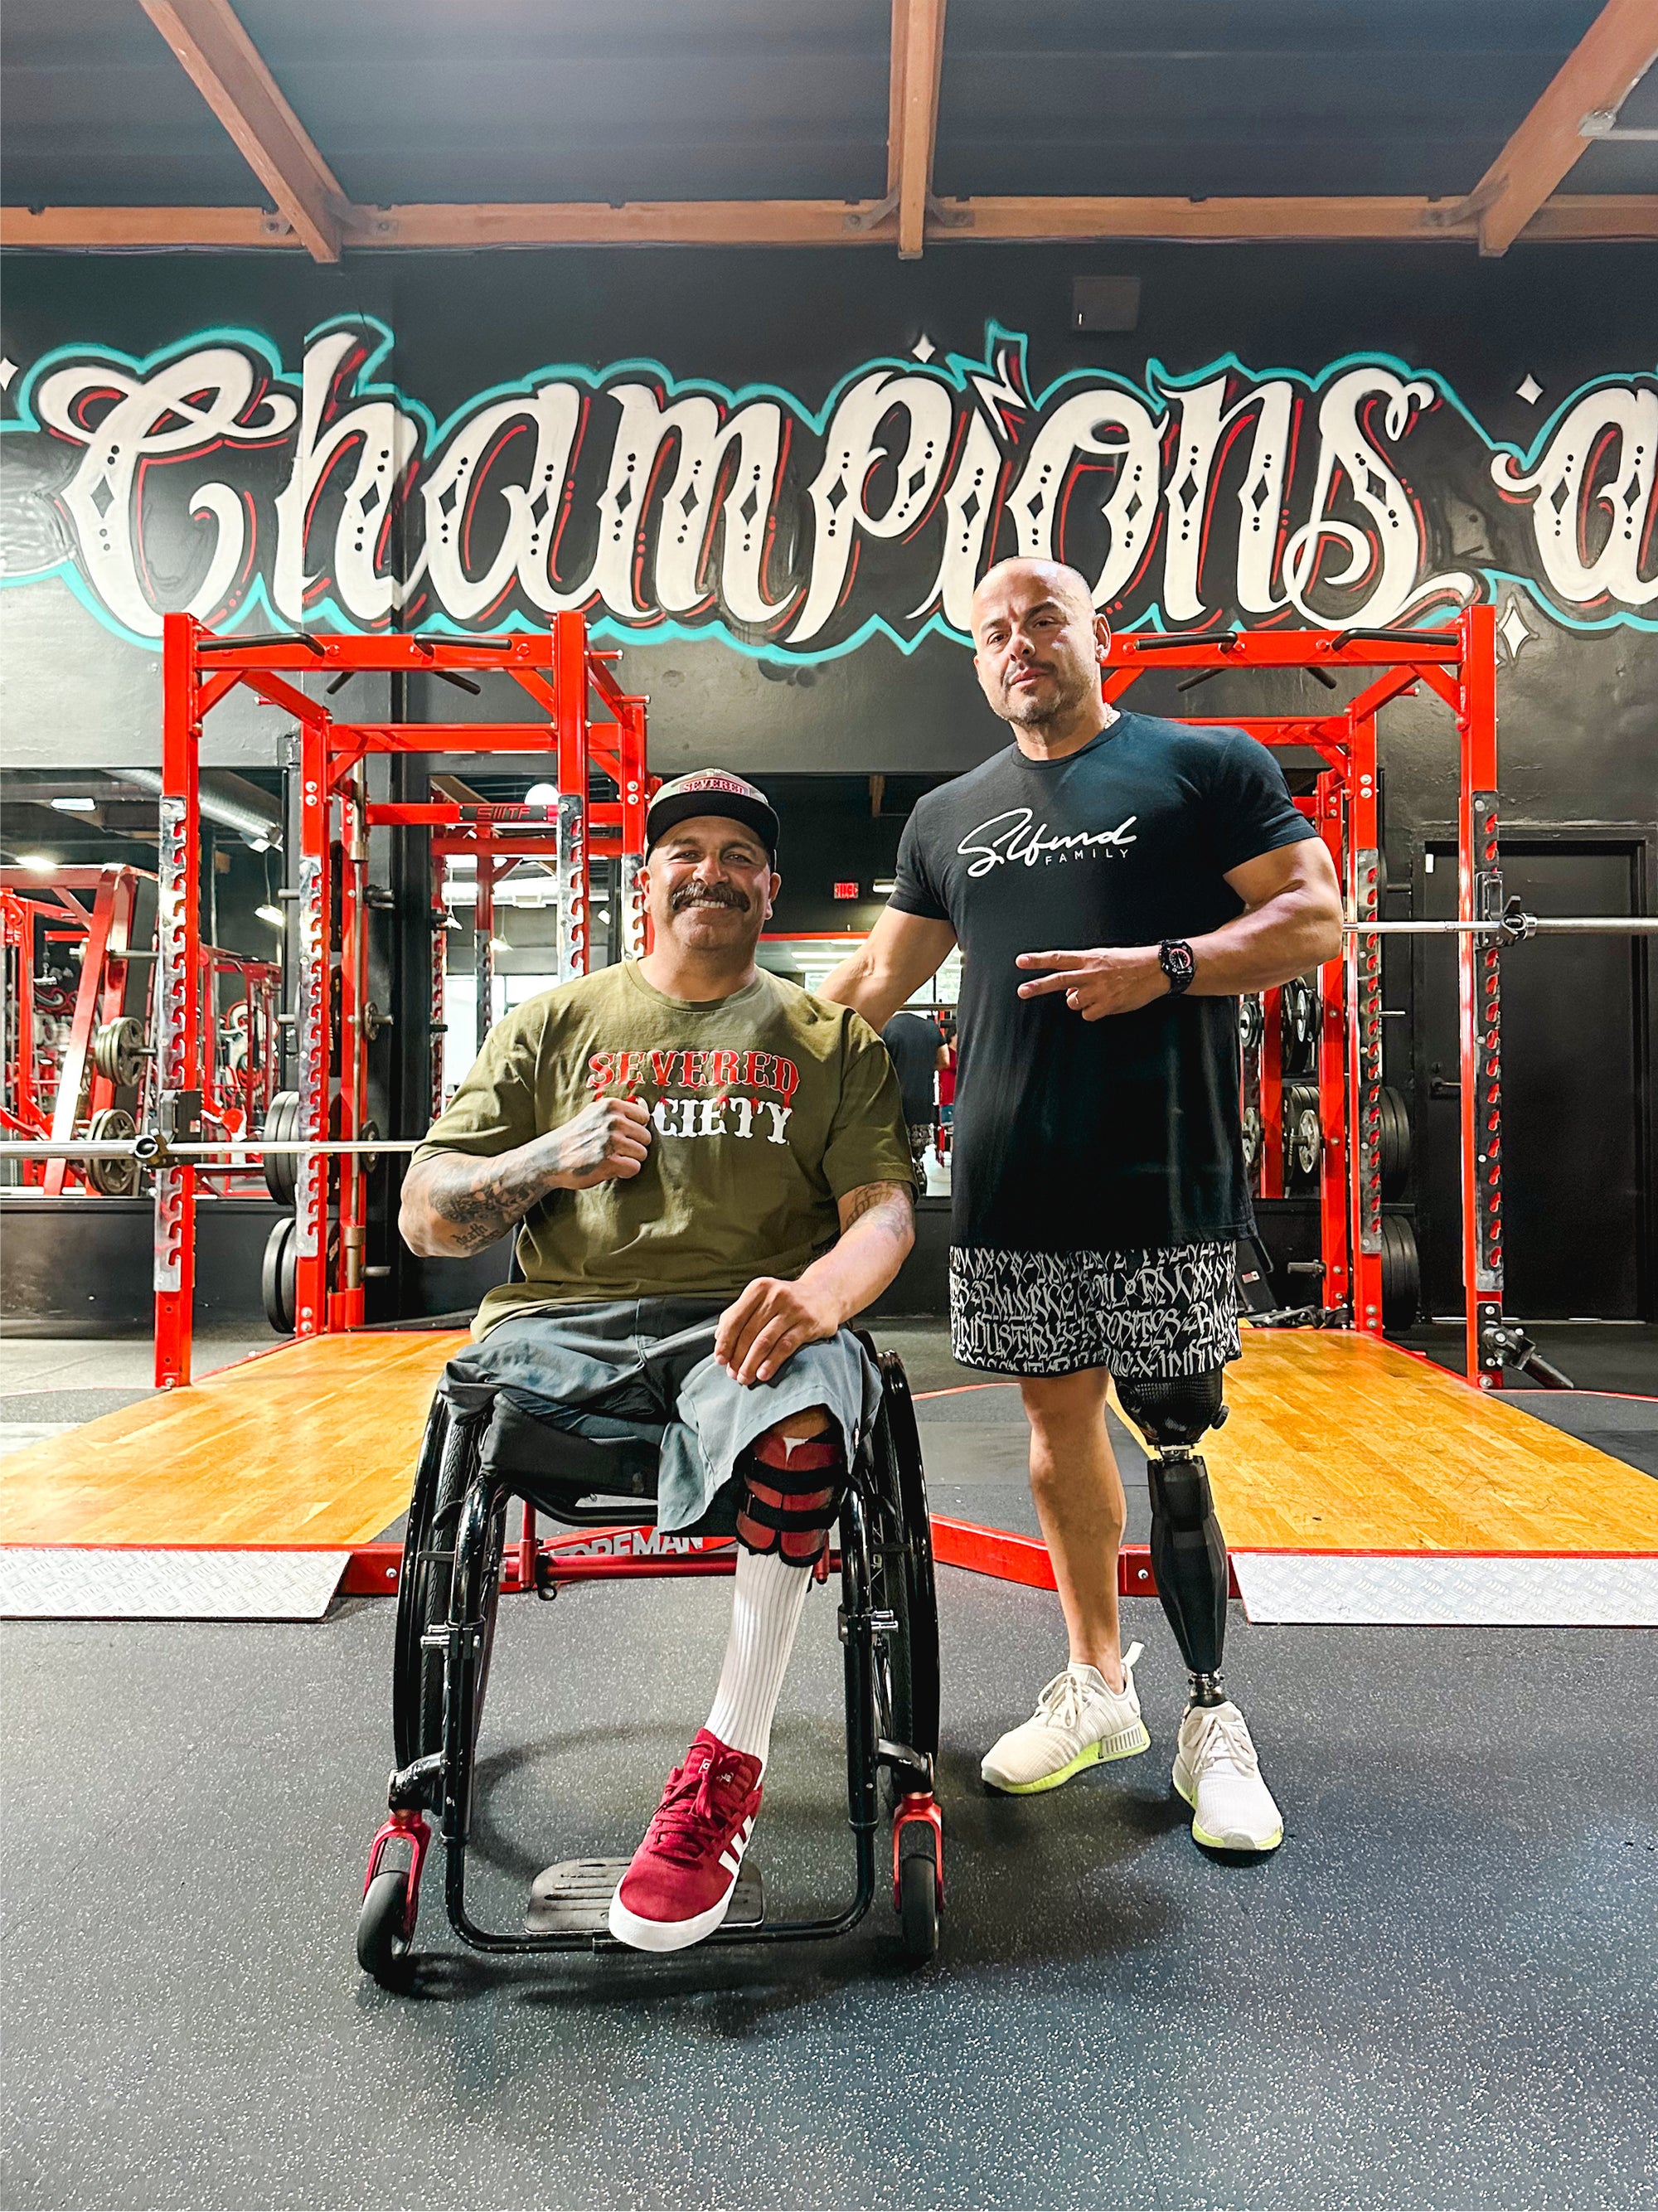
[{"xmin": 414, "ymin": 960, "xmax": 913, "ymax": 1336}]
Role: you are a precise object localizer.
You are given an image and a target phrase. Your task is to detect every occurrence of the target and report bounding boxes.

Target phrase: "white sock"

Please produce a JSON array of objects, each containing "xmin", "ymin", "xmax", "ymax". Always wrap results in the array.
[{"xmin": 703, "ymin": 1545, "xmax": 813, "ymax": 1770}]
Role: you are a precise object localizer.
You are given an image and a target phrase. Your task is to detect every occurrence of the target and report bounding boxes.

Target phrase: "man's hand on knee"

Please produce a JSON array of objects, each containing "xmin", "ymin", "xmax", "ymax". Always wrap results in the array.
[{"xmin": 715, "ymin": 1277, "xmax": 841, "ymax": 1386}]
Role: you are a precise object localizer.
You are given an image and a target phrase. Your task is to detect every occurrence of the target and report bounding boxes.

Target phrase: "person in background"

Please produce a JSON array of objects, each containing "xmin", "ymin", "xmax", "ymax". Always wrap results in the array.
[
  {"xmin": 934, "ymin": 1011, "xmax": 957, "ymax": 1163},
  {"xmin": 880, "ymin": 1006, "xmax": 945, "ymax": 1199}
]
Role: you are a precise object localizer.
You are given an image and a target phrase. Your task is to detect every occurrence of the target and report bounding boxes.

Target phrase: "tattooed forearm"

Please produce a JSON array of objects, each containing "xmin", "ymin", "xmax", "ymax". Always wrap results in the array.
[
  {"xmin": 400, "ymin": 1142, "xmax": 565, "ymax": 1257},
  {"xmin": 794, "ymin": 1180, "xmax": 915, "ymax": 1326},
  {"xmin": 836, "ymin": 1180, "xmax": 914, "ymax": 1235},
  {"xmin": 400, "ymin": 1096, "xmax": 653, "ymax": 1259},
  {"xmin": 406, "ymin": 1148, "xmax": 563, "ymax": 1254}
]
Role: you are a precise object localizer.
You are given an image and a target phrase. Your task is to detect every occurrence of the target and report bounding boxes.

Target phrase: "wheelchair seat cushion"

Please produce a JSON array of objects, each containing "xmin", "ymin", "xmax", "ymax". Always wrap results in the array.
[{"xmin": 479, "ymin": 1393, "xmax": 660, "ymax": 1514}]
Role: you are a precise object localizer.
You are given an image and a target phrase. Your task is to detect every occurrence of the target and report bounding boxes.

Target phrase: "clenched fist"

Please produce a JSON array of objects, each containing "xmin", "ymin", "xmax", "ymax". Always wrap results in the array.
[{"xmin": 546, "ymin": 1094, "xmax": 652, "ymax": 1188}]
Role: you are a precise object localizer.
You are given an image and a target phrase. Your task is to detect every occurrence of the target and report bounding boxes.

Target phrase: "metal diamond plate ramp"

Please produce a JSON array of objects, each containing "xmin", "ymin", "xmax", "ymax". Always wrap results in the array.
[
  {"xmin": 0, "ymin": 1548, "xmax": 350, "ymax": 1621},
  {"xmin": 1233, "ymin": 1552, "xmax": 1658, "ymax": 1627}
]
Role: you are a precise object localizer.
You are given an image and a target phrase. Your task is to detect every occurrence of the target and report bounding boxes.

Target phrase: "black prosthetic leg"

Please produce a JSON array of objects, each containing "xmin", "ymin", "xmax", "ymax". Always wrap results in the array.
[{"xmin": 1115, "ymin": 1370, "xmax": 1231, "ymax": 1709}]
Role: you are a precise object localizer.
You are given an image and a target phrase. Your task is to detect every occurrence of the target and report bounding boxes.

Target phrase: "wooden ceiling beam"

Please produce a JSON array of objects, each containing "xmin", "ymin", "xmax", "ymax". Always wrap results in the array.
[
  {"xmin": 890, "ymin": 0, "xmax": 948, "ymax": 260},
  {"xmin": 3, "ymin": 192, "xmax": 1655, "ymax": 255},
  {"xmin": 1463, "ymin": 0, "xmax": 1658, "ymax": 256},
  {"xmin": 137, "ymin": 0, "xmax": 347, "ymax": 263}
]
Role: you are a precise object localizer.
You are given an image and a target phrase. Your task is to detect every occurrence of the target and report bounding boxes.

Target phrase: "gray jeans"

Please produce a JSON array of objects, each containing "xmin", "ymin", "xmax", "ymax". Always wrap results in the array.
[{"xmin": 459, "ymin": 1297, "xmax": 880, "ymax": 1534}]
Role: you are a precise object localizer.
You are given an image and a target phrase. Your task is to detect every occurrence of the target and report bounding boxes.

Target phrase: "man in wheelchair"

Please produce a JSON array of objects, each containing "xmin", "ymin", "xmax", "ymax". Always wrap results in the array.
[{"xmin": 399, "ymin": 769, "xmax": 916, "ymax": 1952}]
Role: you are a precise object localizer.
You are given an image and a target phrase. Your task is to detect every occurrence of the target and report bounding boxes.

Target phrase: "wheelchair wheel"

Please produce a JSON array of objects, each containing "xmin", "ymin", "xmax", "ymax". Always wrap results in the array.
[
  {"xmin": 356, "ymin": 1869, "xmax": 413, "ymax": 1987},
  {"xmin": 392, "ymin": 1397, "xmax": 506, "ymax": 1773},
  {"xmin": 898, "ymin": 1832, "xmax": 941, "ymax": 1962},
  {"xmin": 870, "ymin": 1351, "xmax": 941, "ymax": 1785}
]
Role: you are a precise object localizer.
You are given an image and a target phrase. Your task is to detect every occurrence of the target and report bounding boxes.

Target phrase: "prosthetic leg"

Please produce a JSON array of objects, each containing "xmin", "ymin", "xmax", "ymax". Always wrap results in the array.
[{"xmin": 1114, "ymin": 1370, "xmax": 1231, "ymax": 1710}]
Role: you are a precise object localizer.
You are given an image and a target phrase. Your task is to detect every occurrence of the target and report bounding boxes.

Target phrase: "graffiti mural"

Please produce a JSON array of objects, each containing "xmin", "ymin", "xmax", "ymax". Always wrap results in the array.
[{"xmin": 1, "ymin": 316, "xmax": 1654, "ymax": 654}]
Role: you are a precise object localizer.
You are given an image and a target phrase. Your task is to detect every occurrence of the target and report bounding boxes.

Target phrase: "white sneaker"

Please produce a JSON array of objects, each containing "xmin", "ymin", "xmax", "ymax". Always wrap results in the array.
[
  {"xmin": 1171, "ymin": 1699, "xmax": 1284, "ymax": 1851},
  {"xmin": 981, "ymin": 1643, "xmax": 1151, "ymax": 1794}
]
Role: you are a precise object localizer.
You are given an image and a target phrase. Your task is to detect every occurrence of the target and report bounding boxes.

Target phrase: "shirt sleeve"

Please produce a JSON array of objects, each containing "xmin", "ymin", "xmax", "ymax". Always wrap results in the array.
[
  {"xmin": 821, "ymin": 1011, "xmax": 919, "ymax": 1198},
  {"xmin": 1204, "ymin": 729, "xmax": 1320, "ymax": 876},
  {"xmin": 410, "ymin": 1000, "xmax": 548, "ymax": 1167},
  {"xmin": 889, "ymin": 798, "xmax": 950, "ymax": 921}
]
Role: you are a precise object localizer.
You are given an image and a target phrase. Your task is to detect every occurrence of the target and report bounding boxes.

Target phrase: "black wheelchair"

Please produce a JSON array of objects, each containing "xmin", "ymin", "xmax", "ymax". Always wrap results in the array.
[{"xmin": 355, "ymin": 1335, "xmax": 943, "ymax": 1985}]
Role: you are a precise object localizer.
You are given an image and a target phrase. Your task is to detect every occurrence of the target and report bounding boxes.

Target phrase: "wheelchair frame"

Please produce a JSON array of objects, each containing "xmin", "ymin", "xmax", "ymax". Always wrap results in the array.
[{"xmin": 356, "ymin": 1341, "xmax": 944, "ymax": 1982}]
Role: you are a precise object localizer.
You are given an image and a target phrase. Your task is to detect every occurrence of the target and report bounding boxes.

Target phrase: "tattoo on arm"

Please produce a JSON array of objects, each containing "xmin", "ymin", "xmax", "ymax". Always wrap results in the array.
[
  {"xmin": 836, "ymin": 1180, "xmax": 914, "ymax": 1237},
  {"xmin": 412, "ymin": 1145, "xmax": 565, "ymax": 1256}
]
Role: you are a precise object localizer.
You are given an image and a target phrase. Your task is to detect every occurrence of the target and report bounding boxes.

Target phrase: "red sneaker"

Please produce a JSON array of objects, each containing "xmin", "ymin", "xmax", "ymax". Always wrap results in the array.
[{"xmin": 608, "ymin": 1729, "xmax": 763, "ymax": 1952}]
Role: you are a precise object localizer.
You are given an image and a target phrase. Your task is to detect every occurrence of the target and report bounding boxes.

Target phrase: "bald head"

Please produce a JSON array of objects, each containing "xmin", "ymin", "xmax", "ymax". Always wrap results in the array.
[
  {"xmin": 971, "ymin": 557, "xmax": 1096, "ymax": 630},
  {"xmin": 969, "ymin": 557, "xmax": 1110, "ymax": 745}
]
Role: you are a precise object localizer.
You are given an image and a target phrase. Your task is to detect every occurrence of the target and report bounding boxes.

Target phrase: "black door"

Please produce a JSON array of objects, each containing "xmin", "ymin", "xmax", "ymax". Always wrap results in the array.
[{"xmin": 1416, "ymin": 841, "xmax": 1646, "ymax": 1322}]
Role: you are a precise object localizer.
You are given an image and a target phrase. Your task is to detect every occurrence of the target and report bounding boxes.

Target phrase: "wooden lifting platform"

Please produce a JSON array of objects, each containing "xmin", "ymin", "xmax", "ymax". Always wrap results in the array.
[{"xmin": 2, "ymin": 1327, "xmax": 1654, "ymax": 1624}]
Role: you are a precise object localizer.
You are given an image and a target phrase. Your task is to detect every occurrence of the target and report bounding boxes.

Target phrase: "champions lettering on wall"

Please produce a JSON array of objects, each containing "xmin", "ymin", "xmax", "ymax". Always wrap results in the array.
[{"xmin": 0, "ymin": 318, "xmax": 1653, "ymax": 653}]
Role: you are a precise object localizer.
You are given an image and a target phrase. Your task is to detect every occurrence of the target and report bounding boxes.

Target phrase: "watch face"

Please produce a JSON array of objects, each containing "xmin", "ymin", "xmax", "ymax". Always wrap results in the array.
[{"xmin": 1163, "ymin": 940, "xmax": 1195, "ymax": 982}]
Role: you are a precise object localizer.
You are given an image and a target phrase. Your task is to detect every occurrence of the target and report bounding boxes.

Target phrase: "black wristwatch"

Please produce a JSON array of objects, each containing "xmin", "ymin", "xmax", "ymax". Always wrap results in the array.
[{"xmin": 1158, "ymin": 939, "xmax": 1196, "ymax": 996}]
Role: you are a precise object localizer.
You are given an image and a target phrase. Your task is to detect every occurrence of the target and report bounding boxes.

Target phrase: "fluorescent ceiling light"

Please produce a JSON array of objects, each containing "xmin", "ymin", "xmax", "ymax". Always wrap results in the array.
[
  {"xmin": 873, "ymin": 878, "xmax": 896, "ymax": 893},
  {"xmin": 255, "ymin": 904, "xmax": 284, "ymax": 928},
  {"xmin": 17, "ymin": 854, "xmax": 55, "ymax": 871},
  {"xmin": 51, "ymin": 797, "xmax": 96, "ymax": 814}
]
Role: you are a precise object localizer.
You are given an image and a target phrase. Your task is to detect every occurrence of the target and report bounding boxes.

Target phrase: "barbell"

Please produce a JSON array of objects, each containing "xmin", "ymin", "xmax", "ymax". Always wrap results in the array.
[
  {"xmin": 1345, "ymin": 910, "xmax": 1658, "ymax": 938},
  {"xmin": 0, "ymin": 1136, "xmax": 419, "ymax": 1161}
]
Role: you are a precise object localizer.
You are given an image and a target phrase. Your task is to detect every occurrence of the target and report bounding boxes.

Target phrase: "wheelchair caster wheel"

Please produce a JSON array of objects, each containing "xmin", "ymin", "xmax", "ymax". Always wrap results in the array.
[
  {"xmin": 894, "ymin": 1802, "xmax": 942, "ymax": 1962},
  {"xmin": 898, "ymin": 1847, "xmax": 940, "ymax": 1961},
  {"xmin": 356, "ymin": 1869, "xmax": 414, "ymax": 1987}
]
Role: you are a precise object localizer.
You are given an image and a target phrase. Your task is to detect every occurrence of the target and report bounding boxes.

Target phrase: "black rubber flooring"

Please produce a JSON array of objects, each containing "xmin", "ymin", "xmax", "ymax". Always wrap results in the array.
[
  {"xmin": 1399, "ymin": 1322, "xmax": 1658, "ymax": 1399},
  {"xmin": 4, "ymin": 1573, "xmax": 1657, "ymax": 2210}
]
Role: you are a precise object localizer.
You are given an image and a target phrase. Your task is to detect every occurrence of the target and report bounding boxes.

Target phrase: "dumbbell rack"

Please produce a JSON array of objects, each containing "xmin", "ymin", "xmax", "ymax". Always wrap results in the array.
[
  {"xmin": 153, "ymin": 613, "xmax": 652, "ymax": 1390},
  {"xmin": 1100, "ymin": 608, "xmax": 1504, "ymax": 1388}
]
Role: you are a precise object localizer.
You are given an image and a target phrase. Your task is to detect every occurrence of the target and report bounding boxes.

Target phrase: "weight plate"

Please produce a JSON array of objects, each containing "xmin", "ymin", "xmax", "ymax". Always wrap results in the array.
[
  {"xmin": 1241, "ymin": 1104, "xmax": 1262, "ymax": 1172},
  {"xmin": 1237, "ymin": 997, "xmax": 1263, "ymax": 1055},
  {"xmin": 1283, "ymin": 1083, "xmax": 1321, "ymax": 1182},
  {"xmin": 263, "ymin": 1090, "xmax": 299, "ymax": 1206},
  {"xmin": 1378, "ymin": 1085, "xmax": 1412, "ymax": 1200},
  {"xmin": 86, "ymin": 1108, "xmax": 139, "ymax": 1196},
  {"xmin": 1380, "ymin": 1215, "xmax": 1421, "ymax": 1332},
  {"xmin": 92, "ymin": 1016, "xmax": 146, "ymax": 1089},
  {"xmin": 262, "ymin": 1215, "xmax": 296, "ymax": 1334},
  {"xmin": 359, "ymin": 1118, "xmax": 381, "ymax": 1175}
]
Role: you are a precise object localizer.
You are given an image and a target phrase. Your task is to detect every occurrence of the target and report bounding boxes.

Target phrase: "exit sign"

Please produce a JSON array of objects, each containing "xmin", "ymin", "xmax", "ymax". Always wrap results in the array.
[{"xmin": 832, "ymin": 880, "xmax": 859, "ymax": 900}]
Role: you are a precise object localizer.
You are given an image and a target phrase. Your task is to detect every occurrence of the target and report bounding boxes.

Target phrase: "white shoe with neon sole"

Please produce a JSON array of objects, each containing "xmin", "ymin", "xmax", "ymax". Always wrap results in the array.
[
  {"xmin": 981, "ymin": 1642, "xmax": 1151, "ymax": 1794},
  {"xmin": 1171, "ymin": 1699, "xmax": 1283, "ymax": 1851}
]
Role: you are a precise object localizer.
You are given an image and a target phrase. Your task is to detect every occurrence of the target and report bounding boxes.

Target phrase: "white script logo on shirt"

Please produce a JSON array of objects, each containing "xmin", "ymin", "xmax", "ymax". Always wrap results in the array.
[{"xmin": 957, "ymin": 809, "xmax": 1138, "ymax": 879}]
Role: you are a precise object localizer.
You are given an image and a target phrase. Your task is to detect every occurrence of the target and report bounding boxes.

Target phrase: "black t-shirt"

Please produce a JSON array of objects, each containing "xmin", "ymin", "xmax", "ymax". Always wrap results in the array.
[
  {"xmin": 881, "ymin": 1011, "xmax": 940, "ymax": 1124},
  {"xmin": 891, "ymin": 711, "xmax": 1317, "ymax": 1253}
]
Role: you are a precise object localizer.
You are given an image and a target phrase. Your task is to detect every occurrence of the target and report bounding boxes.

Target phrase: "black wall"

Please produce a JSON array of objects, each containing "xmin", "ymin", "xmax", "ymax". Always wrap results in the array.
[{"xmin": 2, "ymin": 240, "xmax": 1653, "ymax": 1316}]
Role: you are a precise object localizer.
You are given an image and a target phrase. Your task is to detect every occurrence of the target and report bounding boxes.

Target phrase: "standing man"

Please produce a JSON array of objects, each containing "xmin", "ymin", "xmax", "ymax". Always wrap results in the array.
[
  {"xmin": 821, "ymin": 560, "xmax": 1342, "ymax": 1854},
  {"xmin": 880, "ymin": 1005, "xmax": 945, "ymax": 1197}
]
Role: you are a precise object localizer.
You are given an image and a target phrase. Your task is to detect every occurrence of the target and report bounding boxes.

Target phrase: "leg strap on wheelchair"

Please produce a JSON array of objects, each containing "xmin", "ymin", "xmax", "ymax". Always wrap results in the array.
[{"xmin": 736, "ymin": 1430, "xmax": 845, "ymax": 1567}]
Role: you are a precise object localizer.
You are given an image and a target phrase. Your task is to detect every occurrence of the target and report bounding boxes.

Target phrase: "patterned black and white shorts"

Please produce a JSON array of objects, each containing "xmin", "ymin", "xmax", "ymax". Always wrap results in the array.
[{"xmin": 949, "ymin": 1242, "xmax": 1241, "ymax": 1381}]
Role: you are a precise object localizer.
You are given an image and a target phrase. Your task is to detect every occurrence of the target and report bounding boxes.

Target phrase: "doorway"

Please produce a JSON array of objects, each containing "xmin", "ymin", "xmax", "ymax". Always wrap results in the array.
[{"xmin": 1413, "ymin": 837, "xmax": 1651, "ymax": 1322}]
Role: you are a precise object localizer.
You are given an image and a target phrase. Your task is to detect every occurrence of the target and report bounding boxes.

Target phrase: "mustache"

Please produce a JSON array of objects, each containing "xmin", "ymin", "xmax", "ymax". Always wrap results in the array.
[{"xmin": 670, "ymin": 883, "xmax": 749, "ymax": 913}]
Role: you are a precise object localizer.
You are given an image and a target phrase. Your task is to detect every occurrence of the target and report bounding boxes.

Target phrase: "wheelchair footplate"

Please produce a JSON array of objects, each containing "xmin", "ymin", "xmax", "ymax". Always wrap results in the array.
[{"xmin": 525, "ymin": 1857, "xmax": 765, "ymax": 1937}]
